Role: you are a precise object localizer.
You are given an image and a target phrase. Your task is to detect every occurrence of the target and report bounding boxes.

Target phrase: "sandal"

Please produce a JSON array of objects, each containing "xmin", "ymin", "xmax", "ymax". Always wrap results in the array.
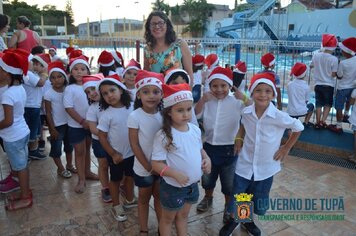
[
  {"xmin": 66, "ymin": 165, "xmax": 78, "ymax": 174},
  {"xmin": 85, "ymin": 172, "xmax": 99, "ymax": 181},
  {"xmin": 314, "ymin": 123, "xmax": 321, "ymax": 129},
  {"xmin": 7, "ymin": 189, "xmax": 32, "ymax": 201},
  {"xmin": 5, "ymin": 195, "xmax": 33, "ymax": 211},
  {"xmin": 58, "ymin": 169, "xmax": 72, "ymax": 178}
]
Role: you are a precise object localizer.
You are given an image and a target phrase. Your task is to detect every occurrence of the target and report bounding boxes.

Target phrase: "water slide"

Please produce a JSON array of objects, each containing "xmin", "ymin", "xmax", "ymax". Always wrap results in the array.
[{"xmin": 216, "ymin": 0, "xmax": 277, "ymax": 39}]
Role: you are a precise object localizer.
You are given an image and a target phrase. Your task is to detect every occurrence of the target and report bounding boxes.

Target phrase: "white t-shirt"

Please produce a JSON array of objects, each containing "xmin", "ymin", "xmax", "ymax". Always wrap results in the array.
[
  {"xmin": 63, "ymin": 84, "xmax": 89, "ymax": 128},
  {"xmin": 127, "ymin": 108, "xmax": 163, "ymax": 176},
  {"xmin": 336, "ymin": 56, "xmax": 356, "ymax": 90},
  {"xmin": 0, "ymin": 85, "xmax": 30, "ymax": 142},
  {"xmin": 23, "ymin": 71, "xmax": 43, "ymax": 108},
  {"xmin": 86, "ymin": 102, "xmax": 102, "ymax": 140},
  {"xmin": 199, "ymin": 95, "xmax": 243, "ymax": 145},
  {"xmin": 349, "ymin": 89, "xmax": 356, "ymax": 126},
  {"xmin": 97, "ymin": 104, "xmax": 134, "ymax": 159},
  {"xmin": 152, "ymin": 123, "xmax": 203, "ymax": 187},
  {"xmin": 41, "ymin": 79, "xmax": 52, "ymax": 115},
  {"xmin": 287, "ymin": 79, "xmax": 311, "ymax": 116},
  {"xmin": 193, "ymin": 70, "xmax": 203, "ymax": 86},
  {"xmin": 0, "ymin": 85, "xmax": 8, "ymax": 121},
  {"xmin": 44, "ymin": 88, "xmax": 68, "ymax": 127},
  {"xmin": 311, "ymin": 52, "xmax": 338, "ymax": 87}
]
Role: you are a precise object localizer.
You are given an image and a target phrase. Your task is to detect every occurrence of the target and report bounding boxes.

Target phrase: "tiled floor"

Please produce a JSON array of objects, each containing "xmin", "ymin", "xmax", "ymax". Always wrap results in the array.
[{"xmin": 0, "ymin": 141, "xmax": 356, "ymax": 235}]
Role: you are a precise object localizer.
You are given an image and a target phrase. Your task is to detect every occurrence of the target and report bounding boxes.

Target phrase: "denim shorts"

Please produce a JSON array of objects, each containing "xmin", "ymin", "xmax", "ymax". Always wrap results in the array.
[
  {"xmin": 24, "ymin": 107, "xmax": 41, "ymax": 141},
  {"xmin": 106, "ymin": 155, "xmax": 134, "ymax": 182},
  {"xmin": 3, "ymin": 134, "xmax": 29, "ymax": 171},
  {"xmin": 227, "ymin": 174, "xmax": 273, "ymax": 216},
  {"xmin": 92, "ymin": 138, "xmax": 107, "ymax": 158},
  {"xmin": 49, "ymin": 125, "xmax": 73, "ymax": 158},
  {"xmin": 314, "ymin": 85, "xmax": 334, "ymax": 107},
  {"xmin": 134, "ymin": 173, "xmax": 160, "ymax": 188},
  {"xmin": 159, "ymin": 178, "xmax": 199, "ymax": 211},
  {"xmin": 67, "ymin": 127, "xmax": 91, "ymax": 145},
  {"xmin": 290, "ymin": 103, "xmax": 315, "ymax": 119},
  {"xmin": 335, "ymin": 88, "xmax": 353, "ymax": 110},
  {"xmin": 201, "ymin": 143, "xmax": 237, "ymax": 196},
  {"xmin": 192, "ymin": 84, "xmax": 202, "ymax": 103}
]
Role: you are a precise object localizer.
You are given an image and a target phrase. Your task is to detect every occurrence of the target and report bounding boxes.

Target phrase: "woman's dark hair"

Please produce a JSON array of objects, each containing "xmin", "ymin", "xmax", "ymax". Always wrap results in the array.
[
  {"xmin": 166, "ymin": 71, "xmax": 190, "ymax": 84},
  {"xmin": 161, "ymin": 107, "xmax": 176, "ymax": 152},
  {"xmin": 68, "ymin": 68, "xmax": 91, "ymax": 84},
  {"xmin": 193, "ymin": 64, "xmax": 204, "ymax": 73},
  {"xmin": 8, "ymin": 73, "xmax": 24, "ymax": 86},
  {"xmin": 98, "ymin": 80, "xmax": 132, "ymax": 110},
  {"xmin": 31, "ymin": 45, "xmax": 45, "ymax": 55},
  {"xmin": 98, "ymin": 64, "xmax": 116, "ymax": 77},
  {"xmin": 144, "ymin": 11, "xmax": 176, "ymax": 48},
  {"xmin": 17, "ymin": 16, "xmax": 31, "ymax": 27},
  {"xmin": 0, "ymin": 14, "xmax": 9, "ymax": 31}
]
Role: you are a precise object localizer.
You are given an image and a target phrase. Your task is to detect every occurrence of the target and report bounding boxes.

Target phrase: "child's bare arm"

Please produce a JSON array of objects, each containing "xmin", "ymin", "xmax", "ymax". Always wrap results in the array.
[
  {"xmin": 0, "ymin": 105, "xmax": 13, "ymax": 129},
  {"xmin": 201, "ymin": 149, "xmax": 211, "ymax": 174},
  {"xmin": 98, "ymin": 130, "xmax": 123, "ymax": 164},
  {"xmin": 273, "ymin": 131, "xmax": 301, "ymax": 161},
  {"xmin": 65, "ymin": 107, "xmax": 89, "ymax": 129},
  {"xmin": 45, "ymin": 100, "xmax": 59, "ymax": 140},
  {"xmin": 152, "ymin": 160, "xmax": 189, "ymax": 186},
  {"xmin": 234, "ymin": 124, "xmax": 245, "ymax": 155}
]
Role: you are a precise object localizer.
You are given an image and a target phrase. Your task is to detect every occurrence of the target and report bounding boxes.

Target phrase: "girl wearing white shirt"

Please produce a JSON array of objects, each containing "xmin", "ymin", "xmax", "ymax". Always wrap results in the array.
[
  {"xmin": 128, "ymin": 70, "xmax": 164, "ymax": 235},
  {"xmin": 44, "ymin": 61, "xmax": 74, "ymax": 179},
  {"xmin": 152, "ymin": 83, "xmax": 211, "ymax": 236},
  {"xmin": 123, "ymin": 59, "xmax": 141, "ymax": 101},
  {"xmin": 63, "ymin": 55, "xmax": 97, "ymax": 194},
  {"xmin": 97, "ymin": 75, "xmax": 134, "ymax": 222},
  {"xmin": 0, "ymin": 49, "xmax": 31, "ymax": 210}
]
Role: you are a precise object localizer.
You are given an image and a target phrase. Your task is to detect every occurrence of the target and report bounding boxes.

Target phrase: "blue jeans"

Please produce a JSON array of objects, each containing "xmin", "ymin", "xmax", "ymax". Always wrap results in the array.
[{"xmin": 24, "ymin": 107, "xmax": 41, "ymax": 142}]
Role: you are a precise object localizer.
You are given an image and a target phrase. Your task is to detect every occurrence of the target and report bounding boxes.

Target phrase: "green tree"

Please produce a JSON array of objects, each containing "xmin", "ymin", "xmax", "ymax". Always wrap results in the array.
[
  {"xmin": 151, "ymin": 0, "xmax": 170, "ymax": 15},
  {"xmin": 65, "ymin": 0, "xmax": 76, "ymax": 34}
]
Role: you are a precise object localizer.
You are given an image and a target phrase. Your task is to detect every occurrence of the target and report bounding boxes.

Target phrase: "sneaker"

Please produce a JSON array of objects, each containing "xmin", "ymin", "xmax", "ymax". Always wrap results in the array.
[
  {"xmin": 38, "ymin": 140, "xmax": 46, "ymax": 152},
  {"xmin": 241, "ymin": 222, "xmax": 261, "ymax": 236},
  {"xmin": 29, "ymin": 149, "xmax": 47, "ymax": 160},
  {"xmin": 101, "ymin": 188, "xmax": 112, "ymax": 203},
  {"xmin": 111, "ymin": 204, "xmax": 127, "ymax": 222},
  {"xmin": 219, "ymin": 217, "xmax": 239, "ymax": 236},
  {"xmin": 0, "ymin": 174, "xmax": 13, "ymax": 184},
  {"xmin": 0, "ymin": 177, "xmax": 20, "ymax": 193},
  {"xmin": 328, "ymin": 124, "xmax": 343, "ymax": 134},
  {"xmin": 197, "ymin": 196, "xmax": 213, "ymax": 212},
  {"xmin": 123, "ymin": 196, "xmax": 138, "ymax": 209},
  {"xmin": 223, "ymin": 205, "xmax": 230, "ymax": 224}
]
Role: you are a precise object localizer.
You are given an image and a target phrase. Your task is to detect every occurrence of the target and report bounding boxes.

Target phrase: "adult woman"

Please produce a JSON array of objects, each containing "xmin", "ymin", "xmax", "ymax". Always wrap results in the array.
[
  {"xmin": 8, "ymin": 16, "xmax": 41, "ymax": 52},
  {"xmin": 143, "ymin": 11, "xmax": 194, "ymax": 86},
  {"xmin": 0, "ymin": 14, "xmax": 10, "ymax": 52}
]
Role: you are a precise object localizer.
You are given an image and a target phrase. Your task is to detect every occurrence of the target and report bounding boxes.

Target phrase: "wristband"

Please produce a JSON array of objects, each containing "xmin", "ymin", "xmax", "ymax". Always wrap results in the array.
[
  {"xmin": 235, "ymin": 137, "xmax": 244, "ymax": 142},
  {"xmin": 160, "ymin": 166, "xmax": 170, "ymax": 177},
  {"xmin": 242, "ymin": 93, "xmax": 249, "ymax": 103},
  {"xmin": 79, "ymin": 118, "xmax": 85, "ymax": 125}
]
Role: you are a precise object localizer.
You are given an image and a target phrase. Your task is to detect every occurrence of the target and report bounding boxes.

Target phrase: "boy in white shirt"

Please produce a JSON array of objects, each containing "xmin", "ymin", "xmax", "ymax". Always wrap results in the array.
[
  {"xmin": 287, "ymin": 62, "xmax": 314, "ymax": 126},
  {"xmin": 329, "ymin": 37, "xmax": 356, "ymax": 133},
  {"xmin": 348, "ymin": 89, "xmax": 356, "ymax": 164},
  {"xmin": 219, "ymin": 72, "xmax": 304, "ymax": 236},
  {"xmin": 310, "ymin": 34, "xmax": 338, "ymax": 129}
]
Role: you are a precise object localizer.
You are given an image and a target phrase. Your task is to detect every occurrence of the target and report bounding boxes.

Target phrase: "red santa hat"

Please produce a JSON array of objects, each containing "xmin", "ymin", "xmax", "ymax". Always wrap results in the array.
[
  {"xmin": 162, "ymin": 83, "xmax": 193, "ymax": 108},
  {"xmin": 48, "ymin": 61, "xmax": 68, "ymax": 80},
  {"xmin": 192, "ymin": 54, "xmax": 205, "ymax": 66},
  {"xmin": 98, "ymin": 73, "xmax": 127, "ymax": 90},
  {"xmin": 321, "ymin": 34, "xmax": 337, "ymax": 51},
  {"xmin": 49, "ymin": 45, "xmax": 57, "ymax": 52},
  {"xmin": 261, "ymin": 53, "xmax": 275, "ymax": 67},
  {"xmin": 122, "ymin": 59, "xmax": 141, "ymax": 77},
  {"xmin": 0, "ymin": 49, "xmax": 29, "ymax": 75},
  {"xmin": 249, "ymin": 72, "xmax": 277, "ymax": 97},
  {"xmin": 204, "ymin": 53, "xmax": 219, "ymax": 69},
  {"xmin": 234, "ymin": 61, "xmax": 247, "ymax": 74},
  {"xmin": 111, "ymin": 50, "xmax": 124, "ymax": 66},
  {"xmin": 69, "ymin": 49, "xmax": 84, "ymax": 60},
  {"xmin": 339, "ymin": 37, "xmax": 356, "ymax": 56},
  {"xmin": 82, "ymin": 73, "xmax": 104, "ymax": 91},
  {"xmin": 98, "ymin": 50, "xmax": 114, "ymax": 67},
  {"xmin": 69, "ymin": 55, "xmax": 90, "ymax": 71},
  {"xmin": 32, "ymin": 53, "xmax": 51, "ymax": 67},
  {"xmin": 164, "ymin": 68, "xmax": 190, "ymax": 84},
  {"xmin": 135, "ymin": 70, "xmax": 163, "ymax": 91},
  {"xmin": 290, "ymin": 62, "xmax": 308, "ymax": 79},
  {"xmin": 66, "ymin": 47, "xmax": 75, "ymax": 56},
  {"xmin": 205, "ymin": 66, "xmax": 233, "ymax": 86}
]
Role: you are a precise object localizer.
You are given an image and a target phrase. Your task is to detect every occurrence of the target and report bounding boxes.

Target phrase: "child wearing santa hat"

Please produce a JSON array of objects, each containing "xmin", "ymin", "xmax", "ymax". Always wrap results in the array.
[
  {"xmin": 151, "ymin": 83, "xmax": 211, "ymax": 236},
  {"xmin": 97, "ymin": 74, "xmax": 134, "ymax": 222},
  {"xmin": 0, "ymin": 49, "xmax": 32, "ymax": 210},
  {"xmin": 287, "ymin": 62, "xmax": 314, "ymax": 126},
  {"xmin": 192, "ymin": 54, "xmax": 205, "ymax": 102},
  {"xmin": 64, "ymin": 54, "xmax": 98, "ymax": 194},
  {"xmin": 110, "ymin": 50, "xmax": 125, "ymax": 77},
  {"xmin": 258, "ymin": 52, "xmax": 282, "ymax": 110},
  {"xmin": 329, "ymin": 37, "xmax": 356, "ymax": 133},
  {"xmin": 194, "ymin": 66, "xmax": 249, "ymax": 223},
  {"xmin": 97, "ymin": 50, "xmax": 116, "ymax": 77},
  {"xmin": 233, "ymin": 60, "xmax": 248, "ymax": 93},
  {"xmin": 310, "ymin": 34, "xmax": 339, "ymax": 129},
  {"xmin": 48, "ymin": 45, "xmax": 62, "ymax": 62},
  {"xmin": 44, "ymin": 61, "xmax": 75, "ymax": 179},
  {"xmin": 219, "ymin": 72, "xmax": 304, "ymax": 236},
  {"xmin": 203, "ymin": 53, "xmax": 219, "ymax": 93},
  {"xmin": 127, "ymin": 70, "xmax": 164, "ymax": 235},
  {"xmin": 122, "ymin": 59, "xmax": 141, "ymax": 100}
]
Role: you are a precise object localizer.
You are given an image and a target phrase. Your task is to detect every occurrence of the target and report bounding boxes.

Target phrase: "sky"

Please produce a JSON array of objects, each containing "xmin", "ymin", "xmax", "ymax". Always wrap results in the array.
[{"xmin": 25, "ymin": 0, "xmax": 291, "ymax": 25}]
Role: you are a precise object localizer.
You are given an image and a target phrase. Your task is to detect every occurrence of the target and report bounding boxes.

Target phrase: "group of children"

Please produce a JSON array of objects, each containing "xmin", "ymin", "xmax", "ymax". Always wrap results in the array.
[{"xmin": 0, "ymin": 34, "xmax": 355, "ymax": 236}]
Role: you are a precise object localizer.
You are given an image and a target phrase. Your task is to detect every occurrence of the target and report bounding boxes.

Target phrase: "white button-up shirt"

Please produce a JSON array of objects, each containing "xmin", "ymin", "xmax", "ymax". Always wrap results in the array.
[
  {"xmin": 287, "ymin": 79, "xmax": 311, "ymax": 117},
  {"xmin": 236, "ymin": 103, "xmax": 304, "ymax": 181},
  {"xmin": 200, "ymin": 95, "xmax": 244, "ymax": 145}
]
